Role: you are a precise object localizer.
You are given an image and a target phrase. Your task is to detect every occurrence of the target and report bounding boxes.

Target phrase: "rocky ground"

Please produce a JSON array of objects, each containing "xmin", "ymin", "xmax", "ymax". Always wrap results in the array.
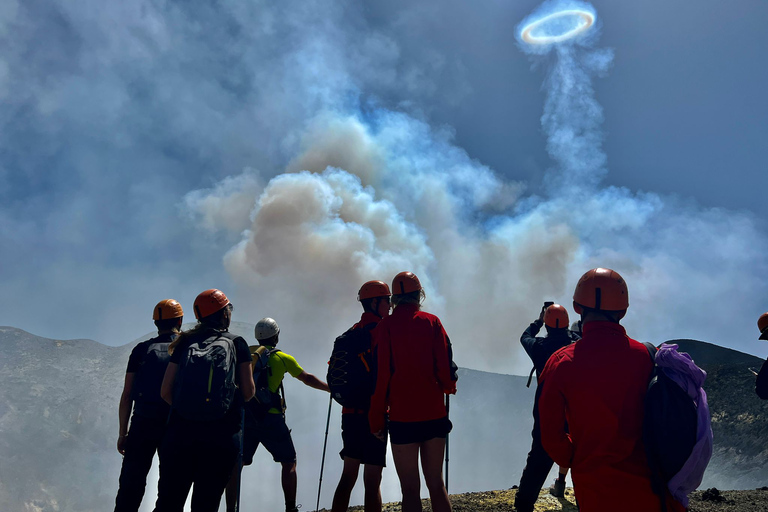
[{"xmin": 320, "ymin": 487, "xmax": 768, "ymax": 512}]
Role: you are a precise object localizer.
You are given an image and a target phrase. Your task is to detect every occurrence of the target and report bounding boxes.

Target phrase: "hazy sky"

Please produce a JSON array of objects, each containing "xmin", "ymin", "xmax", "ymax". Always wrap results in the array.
[{"xmin": 1, "ymin": 0, "xmax": 766, "ymax": 374}]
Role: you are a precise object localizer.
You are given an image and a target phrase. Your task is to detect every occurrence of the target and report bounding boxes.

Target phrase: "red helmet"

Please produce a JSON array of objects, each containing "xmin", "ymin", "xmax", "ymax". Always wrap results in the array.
[
  {"xmin": 153, "ymin": 299, "xmax": 184, "ymax": 321},
  {"xmin": 193, "ymin": 289, "xmax": 230, "ymax": 320},
  {"xmin": 544, "ymin": 304, "xmax": 569, "ymax": 329},
  {"xmin": 358, "ymin": 280, "xmax": 391, "ymax": 301},
  {"xmin": 759, "ymin": 313, "xmax": 768, "ymax": 341},
  {"xmin": 392, "ymin": 271, "xmax": 422, "ymax": 295},
  {"xmin": 573, "ymin": 268, "xmax": 629, "ymax": 314}
]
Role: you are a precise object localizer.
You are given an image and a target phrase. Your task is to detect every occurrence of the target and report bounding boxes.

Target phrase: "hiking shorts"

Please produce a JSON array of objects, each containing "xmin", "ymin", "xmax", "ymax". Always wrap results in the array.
[
  {"xmin": 242, "ymin": 412, "xmax": 297, "ymax": 465},
  {"xmin": 339, "ymin": 413, "xmax": 387, "ymax": 467},
  {"xmin": 389, "ymin": 416, "xmax": 452, "ymax": 445}
]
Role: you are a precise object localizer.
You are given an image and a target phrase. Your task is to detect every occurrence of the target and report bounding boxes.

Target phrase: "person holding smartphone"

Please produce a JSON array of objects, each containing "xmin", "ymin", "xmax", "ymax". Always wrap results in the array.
[{"xmin": 514, "ymin": 302, "xmax": 580, "ymax": 512}]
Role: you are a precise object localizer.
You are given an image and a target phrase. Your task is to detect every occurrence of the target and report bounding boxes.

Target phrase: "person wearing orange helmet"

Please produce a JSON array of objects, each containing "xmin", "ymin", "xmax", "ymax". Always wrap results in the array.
[
  {"xmin": 755, "ymin": 313, "xmax": 768, "ymax": 399},
  {"xmin": 537, "ymin": 269, "xmax": 685, "ymax": 512},
  {"xmin": 113, "ymin": 299, "xmax": 184, "ymax": 512},
  {"xmin": 330, "ymin": 280, "xmax": 392, "ymax": 512},
  {"xmin": 514, "ymin": 303, "xmax": 579, "ymax": 512},
  {"xmin": 153, "ymin": 289, "xmax": 255, "ymax": 512},
  {"xmin": 369, "ymin": 272, "xmax": 457, "ymax": 512}
]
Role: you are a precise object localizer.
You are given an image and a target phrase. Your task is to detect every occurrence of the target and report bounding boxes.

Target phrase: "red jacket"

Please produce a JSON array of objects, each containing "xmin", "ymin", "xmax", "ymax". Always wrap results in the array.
[
  {"xmin": 342, "ymin": 311, "xmax": 382, "ymax": 416},
  {"xmin": 368, "ymin": 304, "xmax": 456, "ymax": 433},
  {"xmin": 538, "ymin": 322, "xmax": 685, "ymax": 512}
]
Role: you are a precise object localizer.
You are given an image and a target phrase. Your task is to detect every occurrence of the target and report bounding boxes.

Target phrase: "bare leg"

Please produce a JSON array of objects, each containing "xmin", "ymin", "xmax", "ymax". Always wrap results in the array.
[
  {"xmin": 331, "ymin": 457, "xmax": 361, "ymax": 512},
  {"xmin": 392, "ymin": 443, "xmax": 422, "ymax": 512},
  {"xmin": 363, "ymin": 464, "xmax": 383, "ymax": 512},
  {"xmin": 282, "ymin": 462, "xmax": 297, "ymax": 510},
  {"xmin": 420, "ymin": 438, "xmax": 451, "ymax": 512}
]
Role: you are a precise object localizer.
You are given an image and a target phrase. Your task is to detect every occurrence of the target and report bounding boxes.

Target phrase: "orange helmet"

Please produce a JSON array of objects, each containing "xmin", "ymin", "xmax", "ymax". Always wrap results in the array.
[
  {"xmin": 544, "ymin": 304, "xmax": 569, "ymax": 329},
  {"xmin": 193, "ymin": 289, "xmax": 230, "ymax": 320},
  {"xmin": 759, "ymin": 313, "xmax": 768, "ymax": 341},
  {"xmin": 392, "ymin": 271, "xmax": 422, "ymax": 295},
  {"xmin": 153, "ymin": 299, "xmax": 184, "ymax": 321},
  {"xmin": 573, "ymin": 268, "xmax": 629, "ymax": 314},
  {"xmin": 358, "ymin": 280, "xmax": 391, "ymax": 301}
]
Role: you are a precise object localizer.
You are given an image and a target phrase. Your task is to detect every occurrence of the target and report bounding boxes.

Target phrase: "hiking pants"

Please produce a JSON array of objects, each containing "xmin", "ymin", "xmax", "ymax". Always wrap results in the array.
[
  {"xmin": 153, "ymin": 420, "xmax": 239, "ymax": 512},
  {"xmin": 515, "ymin": 394, "xmax": 555, "ymax": 512},
  {"xmin": 515, "ymin": 424, "xmax": 555, "ymax": 512},
  {"xmin": 114, "ymin": 414, "xmax": 167, "ymax": 512}
]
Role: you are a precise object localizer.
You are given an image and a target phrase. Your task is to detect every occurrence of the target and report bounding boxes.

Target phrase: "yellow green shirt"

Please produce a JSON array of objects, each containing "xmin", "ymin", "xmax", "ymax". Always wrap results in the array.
[{"xmin": 263, "ymin": 346, "xmax": 304, "ymax": 414}]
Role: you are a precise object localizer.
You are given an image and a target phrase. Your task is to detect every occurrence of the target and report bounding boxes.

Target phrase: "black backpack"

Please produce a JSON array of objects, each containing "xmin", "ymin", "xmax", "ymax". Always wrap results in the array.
[
  {"xmin": 249, "ymin": 345, "xmax": 284, "ymax": 416},
  {"xmin": 131, "ymin": 334, "xmax": 178, "ymax": 415},
  {"xmin": 642, "ymin": 343, "xmax": 698, "ymax": 510},
  {"xmin": 328, "ymin": 324, "xmax": 377, "ymax": 409},
  {"xmin": 173, "ymin": 331, "xmax": 239, "ymax": 421},
  {"xmin": 131, "ymin": 335, "xmax": 174, "ymax": 405}
]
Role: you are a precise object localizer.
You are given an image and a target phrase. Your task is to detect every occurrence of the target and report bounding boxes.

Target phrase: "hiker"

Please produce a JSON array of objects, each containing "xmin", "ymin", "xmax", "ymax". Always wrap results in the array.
[
  {"xmin": 225, "ymin": 317, "xmax": 330, "ymax": 512},
  {"xmin": 329, "ymin": 281, "xmax": 392, "ymax": 512},
  {"xmin": 114, "ymin": 299, "xmax": 183, "ymax": 512},
  {"xmin": 514, "ymin": 303, "xmax": 579, "ymax": 512},
  {"xmin": 755, "ymin": 313, "xmax": 768, "ymax": 399},
  {"xmin": 537, "ymin": 269, "xmax": 686, "ymax": 512},
  {"xmin": 369, "ymin": 271, "xmax": 457, "ymax": 512},
  {"xmin": 153, "ymin": 289, "xmax": 255, "ymax": 512}
]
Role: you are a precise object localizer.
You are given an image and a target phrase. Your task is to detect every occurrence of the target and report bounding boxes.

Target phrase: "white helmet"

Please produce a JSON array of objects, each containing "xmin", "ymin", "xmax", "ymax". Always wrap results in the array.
[{"xmin": 255, "ymin": 317, "xmax": 280, "ymax": 341}]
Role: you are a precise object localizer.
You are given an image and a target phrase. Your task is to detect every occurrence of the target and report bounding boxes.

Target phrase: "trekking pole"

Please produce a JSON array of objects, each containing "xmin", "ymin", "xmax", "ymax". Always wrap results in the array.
[
  {"xmin": 316, "ymin": 394, "xmax": 333, "ymax": 512},
  {"xmin": 235, "ymin": 407, "xmax": 245, "ymax": 512},
  {"xmin": 445, "ymin": 394, "xmax": 450, "ymax": 494}
]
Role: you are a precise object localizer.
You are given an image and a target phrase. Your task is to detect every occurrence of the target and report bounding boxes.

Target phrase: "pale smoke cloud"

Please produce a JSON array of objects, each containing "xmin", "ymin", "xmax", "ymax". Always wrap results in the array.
[
  {"xmin": 183, "ymin": 170, "xmax": 263, "ymax": 234},
  {"xmin": 285, "ymin": 114, "xmax": 386, "ymax": 187}
]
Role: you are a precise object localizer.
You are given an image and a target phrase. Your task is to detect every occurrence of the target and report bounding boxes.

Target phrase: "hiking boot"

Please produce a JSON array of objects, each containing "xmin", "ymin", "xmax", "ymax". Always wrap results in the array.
[
  {"xmin": 286, "ymin": 505, "xmax": 301, "ymax": 512},
  {"xmin": 550, "ymin": 478, "xmax": 565, "ymax": 498}
]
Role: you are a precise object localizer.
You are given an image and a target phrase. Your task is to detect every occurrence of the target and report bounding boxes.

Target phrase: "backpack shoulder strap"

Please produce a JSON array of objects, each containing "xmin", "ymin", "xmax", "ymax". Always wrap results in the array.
[
  {"xmin": 216, "ymin": 331, "xmax": 240, "ymax": 342},
  {"xmin": 643, "ymin": 342, "xmax": 659, "ymax": 385},
  {"xmin": 526, "ymin": 366, "xmax": 536, "ymax": 388},
  {"xmin": 643, "ymin": 342, "xmax": 657, "ymax": 361}
]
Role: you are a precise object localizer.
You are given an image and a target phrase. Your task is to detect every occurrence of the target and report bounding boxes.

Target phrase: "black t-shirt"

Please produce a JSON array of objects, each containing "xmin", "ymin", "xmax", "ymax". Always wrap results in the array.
[{"xmin": 168, "ymin": 327, "xmax": 251, "ymax": 433}]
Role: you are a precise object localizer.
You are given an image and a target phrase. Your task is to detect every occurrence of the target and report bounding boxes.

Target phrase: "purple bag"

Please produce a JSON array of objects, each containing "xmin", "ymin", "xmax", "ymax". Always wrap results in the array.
[{"xmin": 650, "ymin": 343, "xmax": 714, "ymax": 507}]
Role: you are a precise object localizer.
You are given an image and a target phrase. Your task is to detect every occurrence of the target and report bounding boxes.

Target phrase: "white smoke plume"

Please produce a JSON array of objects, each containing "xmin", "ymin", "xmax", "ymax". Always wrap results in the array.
[{"xmin": 185, "ymin": 0, "xmax": 768, "ymax": 377}]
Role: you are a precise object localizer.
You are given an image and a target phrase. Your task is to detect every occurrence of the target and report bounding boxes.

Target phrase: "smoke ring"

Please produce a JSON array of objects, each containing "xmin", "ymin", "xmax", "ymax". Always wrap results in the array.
[{"xmin": 521, "ymin": 9, "xmax": 595, "ymax": 45}]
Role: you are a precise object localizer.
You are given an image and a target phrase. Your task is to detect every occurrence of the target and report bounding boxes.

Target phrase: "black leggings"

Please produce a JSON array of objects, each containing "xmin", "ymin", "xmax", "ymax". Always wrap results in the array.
[{"xmin": 153, "ymin": 419, "xmax": 240, "ymax": 512}]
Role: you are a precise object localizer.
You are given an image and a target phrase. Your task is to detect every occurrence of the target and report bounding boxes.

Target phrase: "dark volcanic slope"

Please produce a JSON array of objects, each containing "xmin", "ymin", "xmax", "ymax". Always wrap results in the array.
[{"xmin": 668, "ymin": 339, "xmax": 763, "ymax": 367}]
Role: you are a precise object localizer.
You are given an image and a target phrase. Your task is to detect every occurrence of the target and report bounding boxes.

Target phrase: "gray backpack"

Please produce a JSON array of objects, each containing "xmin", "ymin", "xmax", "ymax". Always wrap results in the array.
[{"xmin": 173, "ymin": 331, "xmax": 238, "ymax": 421}]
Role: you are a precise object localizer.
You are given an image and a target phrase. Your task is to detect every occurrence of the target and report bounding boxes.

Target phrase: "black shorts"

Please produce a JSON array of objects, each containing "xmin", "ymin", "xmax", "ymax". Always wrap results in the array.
[
  {"xmin": 389, "ymin": 416, "xmax": 452, "ymax": 445},
  {"xmin": 339, "ymin": 413, "xmax": 387, "ymax": 467},
  {"xmin": 242, "ymin": 412, "xmax": 297, "ymax": 465}
]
